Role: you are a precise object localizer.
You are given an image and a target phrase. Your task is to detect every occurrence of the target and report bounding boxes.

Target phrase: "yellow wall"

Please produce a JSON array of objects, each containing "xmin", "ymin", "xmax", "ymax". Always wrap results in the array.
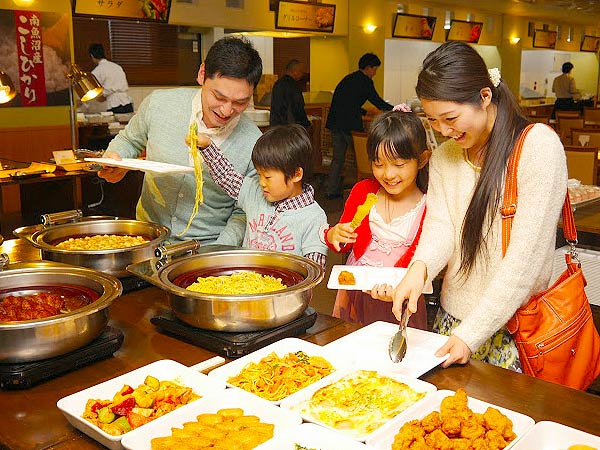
[
  {"xmin": 310, "ymin": 37, "xmax": 349, "ymax": 93},
  {"xmin": 0, "ymin": 0, "xmax": 72, "ymax": 128},
  {"xmin": 170, "ymin": 0, "xmax": 348, "ymax": 36}
]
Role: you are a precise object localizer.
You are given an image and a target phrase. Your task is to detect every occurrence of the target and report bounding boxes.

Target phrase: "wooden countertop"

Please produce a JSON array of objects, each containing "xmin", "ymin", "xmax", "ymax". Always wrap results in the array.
[{"xmin": 1, "ymin": 239, "xmax": 599, "ymax": 449}]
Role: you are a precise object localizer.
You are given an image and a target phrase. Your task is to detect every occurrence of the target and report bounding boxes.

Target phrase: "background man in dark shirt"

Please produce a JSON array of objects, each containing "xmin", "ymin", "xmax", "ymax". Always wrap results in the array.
[
  {"xmin": 269, "ymin": 59, "xmax": 310, "ymax": 128},
  {"xmin": 325, "ymin": 53, "xmax": 393, "ymax": 199}
]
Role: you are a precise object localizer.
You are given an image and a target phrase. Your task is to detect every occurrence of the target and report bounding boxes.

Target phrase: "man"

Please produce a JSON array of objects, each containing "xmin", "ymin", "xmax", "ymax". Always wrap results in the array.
[
  {"xmin": 325, "ymin": 53, "xmax": 393, "ymax": 199},
  {"xmin": 89, "ymin": 43, "xmax": 134, "ymax": 113},
  {"xmin": 269, "ymin": 59, "xmax": 309, "ymax": 128},
  {"xmin": 98, "ymin": 36, "xmax": 262, "ymax": 245},
  {"xmin": 552, "ymin": 61, "xmax": 580, "ymax": 115}
]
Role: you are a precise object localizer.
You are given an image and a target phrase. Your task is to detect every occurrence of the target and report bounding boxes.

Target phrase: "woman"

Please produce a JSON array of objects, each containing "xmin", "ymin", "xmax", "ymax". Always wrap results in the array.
[{"xmin": 392, "ymin": 41, "xmax": 567, "ymax": 370}]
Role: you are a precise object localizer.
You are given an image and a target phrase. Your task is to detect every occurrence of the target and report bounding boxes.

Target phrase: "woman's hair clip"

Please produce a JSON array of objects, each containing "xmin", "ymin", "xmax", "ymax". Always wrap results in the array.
[
  {"xmin": 393, "ymin": 103, "xmax": 412, "ymax": 112},
  {"xmin": 488, "ymin": 68, "xmax": 501, "ymax": 88}
]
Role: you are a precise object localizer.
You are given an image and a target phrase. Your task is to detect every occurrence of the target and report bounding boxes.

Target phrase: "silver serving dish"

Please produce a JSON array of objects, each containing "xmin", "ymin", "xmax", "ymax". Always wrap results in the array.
[
  {"xmin": 0, "ymin": 262, "xmax": 122, "ymax": 363},
  {"xmin": 127, "ymin": 245, "xmax": 324, "ymax": 332},
  {"xmin": 13, "ymin": 211, "xmax": 170, "ymax": 278}
]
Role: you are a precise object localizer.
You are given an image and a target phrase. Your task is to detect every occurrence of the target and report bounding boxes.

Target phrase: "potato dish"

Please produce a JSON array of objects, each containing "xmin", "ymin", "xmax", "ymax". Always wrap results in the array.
[
  {"xmin": 55, "ymin": 234, "xmax": 148, "ymax": 251},
  {"xmin": 83, "ymin": 375, "xmax": 199, "ymax": 436},
  {"xmin": 151, "ymin": 407, "xmax": 274, "ymax": 450},
  {"xmin": 392, "ymin": 388, "xmax": 516, "ymax": 450}
]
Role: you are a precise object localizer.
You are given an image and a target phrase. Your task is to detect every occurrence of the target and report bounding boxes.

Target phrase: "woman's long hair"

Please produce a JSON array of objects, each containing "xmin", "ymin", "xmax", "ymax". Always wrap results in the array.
[{"xmin": 415, "ymin": 41, "xmax": 529, "ymax": 276}]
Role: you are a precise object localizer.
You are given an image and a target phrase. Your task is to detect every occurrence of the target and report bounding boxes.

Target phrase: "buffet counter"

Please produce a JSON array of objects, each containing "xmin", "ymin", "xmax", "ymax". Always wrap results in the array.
[{"xmin": 0, "ymin": 239, "xmax": 599, "ymax": 449}]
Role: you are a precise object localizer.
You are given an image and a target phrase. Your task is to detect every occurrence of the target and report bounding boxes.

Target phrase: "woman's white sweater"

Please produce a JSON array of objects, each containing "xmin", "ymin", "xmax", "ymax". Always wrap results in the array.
[{"xmin": 413, "ymin": 124, "xmax": 567, "ymax": 351}]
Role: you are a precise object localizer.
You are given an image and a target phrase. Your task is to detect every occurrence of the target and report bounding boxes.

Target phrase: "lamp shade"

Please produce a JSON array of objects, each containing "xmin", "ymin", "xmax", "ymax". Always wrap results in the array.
[
  {"xmin": 66, "ymin": 64, "xmax": 103, "ymax": 102},
  {"xmin": 0, "ymin": 70, "xmax": 17, "ymax": 104}
]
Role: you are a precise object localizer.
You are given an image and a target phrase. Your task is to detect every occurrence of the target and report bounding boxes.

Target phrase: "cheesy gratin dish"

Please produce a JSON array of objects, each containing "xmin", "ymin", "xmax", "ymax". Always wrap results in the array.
[
  {"xmin": 186, "ymin": 271, "xmax": 287, "ymax": 295},
  {"xmin": 55, "ymin": 234, "xmax": 148, "ymax": 251},
  {"xmin": 292, "ymin": 370, "xmax": 427, "ymax": 438}
]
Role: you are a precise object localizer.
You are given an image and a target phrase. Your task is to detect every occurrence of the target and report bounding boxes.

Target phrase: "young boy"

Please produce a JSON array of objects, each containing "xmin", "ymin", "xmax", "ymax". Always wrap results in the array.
[{"xmin": 193, "ymin": 124, "xmax": 328, "ymax": 269}]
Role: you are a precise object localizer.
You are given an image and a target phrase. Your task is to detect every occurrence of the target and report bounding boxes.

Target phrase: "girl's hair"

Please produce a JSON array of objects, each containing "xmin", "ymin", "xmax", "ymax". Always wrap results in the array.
[
  {"xmin": 416, "ymin": 41, "xmax": 529, "ymax": 276},
  {"xmin": 252, "ymin": 124, "xmax": 311, "ymax": 180},
  {"xmin": 366, "ymin": 110, "xmax": 429, "ymax": 192}
]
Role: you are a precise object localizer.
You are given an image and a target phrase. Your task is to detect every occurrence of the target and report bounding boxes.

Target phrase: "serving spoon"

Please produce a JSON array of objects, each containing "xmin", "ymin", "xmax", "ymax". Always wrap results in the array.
[{"xmin": 388, "ymin": 300, "xmax": 410, "ymax": 363}]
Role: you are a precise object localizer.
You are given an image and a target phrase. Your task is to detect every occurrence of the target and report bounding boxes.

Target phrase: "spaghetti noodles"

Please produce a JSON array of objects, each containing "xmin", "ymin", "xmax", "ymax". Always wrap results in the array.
[
  {"xmin": 227, "ymin": 351, "xmax": 334, "ymax": 401},
  {"xmin": 178, "ymin": 122, "xmax": 204, "ymax": 237}
]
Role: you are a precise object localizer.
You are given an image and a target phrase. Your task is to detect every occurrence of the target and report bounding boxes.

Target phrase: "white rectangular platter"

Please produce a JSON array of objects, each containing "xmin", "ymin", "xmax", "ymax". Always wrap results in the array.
[
  {"xmin": 510, "ymin": 421, "xmax": 600, "ymax": 449},
  {"xmin": 56, "ymin": 359, "xmax": 226, "ymax": 450},
  {"xmin": 85, "ymin": 157, "xmax": 194, "ymax": 174},
  {"xmin": 278, "ymin": 368, "xmax": 437, "ymax": 442},
  {"xmin": 121, "ymin": 388, "xmax": 302, "ymax": 450},
  {"xmin": 324, "ymin": 321, "xmax": 448, "ymax": 377},
  {"xmin": 328, "ymin": 265, "xmax": 433, "ymax": 294},
  {"xmin": 366, "ymin": 389, "xmax": 535, "ymax": 450},
  {"xmin": 255, "ymin": 423, "xmax": 378, "ymax": 450},
  {"xmin": 207, "ymin": 337, "xmax": 350, "ymax": 405}
]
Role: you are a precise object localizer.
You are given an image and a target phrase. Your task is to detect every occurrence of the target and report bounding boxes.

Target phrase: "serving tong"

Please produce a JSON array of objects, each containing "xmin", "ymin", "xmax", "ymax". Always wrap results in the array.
[{"xmin": 388, "ymin": 300, "xmax": 410, "ymax": 363}]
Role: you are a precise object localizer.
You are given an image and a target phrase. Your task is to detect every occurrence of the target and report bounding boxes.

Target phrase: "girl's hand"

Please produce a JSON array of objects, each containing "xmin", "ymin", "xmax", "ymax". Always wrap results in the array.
[
  {"xmin": 326, "ymin": 223, "xmax": 357, "ymax": 251},
  {"xmin": 392, "ymin": 261, "xmax": 427, "ymax": 319},
  {"xmin": 435, "ymin": 335, "xmax": 472, "ymax": 368},
  {"xmin": 369, "ymin": 283, "xmax": 394, "ymax": 301}
]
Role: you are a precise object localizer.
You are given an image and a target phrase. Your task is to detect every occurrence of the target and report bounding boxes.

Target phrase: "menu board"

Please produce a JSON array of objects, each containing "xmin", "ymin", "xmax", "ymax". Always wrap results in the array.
[
  {"xmin": 74, "ymin": 0, "xmax": 171, "ymax": 22},
  {"xmin": 276, "ymin": 0, "xmax": 336, "ymax": 33},
  {"xmin": 392, "ymin": 13, "xmax": 436, "ymax": 40},
  {"xmin": 533, "ymin": 30, "xmax": 557, "ymax": 49},
  {"xmin": 446, "ymin": 19, "xmax": 483, "ymax": 43},
  {"xmin": 581, "ymin": 35, "xmax": 600, "ymax": 52}
]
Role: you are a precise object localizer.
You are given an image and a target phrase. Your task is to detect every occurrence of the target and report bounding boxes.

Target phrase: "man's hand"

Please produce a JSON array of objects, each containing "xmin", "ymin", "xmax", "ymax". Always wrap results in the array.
[{"xmin": 97, "ymin": 152, "xmax": 128, "ymax": 183}]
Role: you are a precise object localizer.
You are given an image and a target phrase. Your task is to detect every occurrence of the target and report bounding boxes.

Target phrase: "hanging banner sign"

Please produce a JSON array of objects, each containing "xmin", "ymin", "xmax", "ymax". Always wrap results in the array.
[
  {"xmin": 14, "ymin": 10, "xmax": 47, "ymax": 106},
  {"xmin": 276, "ymin": 1, "xmax": 336, "ymax": 33},
  {"xmin": 74, "ymin": 0, "xmax": 171, "ymax": 22}
]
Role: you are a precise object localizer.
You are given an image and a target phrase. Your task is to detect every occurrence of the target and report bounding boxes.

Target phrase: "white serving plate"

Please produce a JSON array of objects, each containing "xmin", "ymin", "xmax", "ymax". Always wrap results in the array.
[
  {"xmin": 366, "ymin": 389, "xmax": 535, "ymax": 450},
  {"xmin": 327, "ymin": 264, "xmax": 433, "ymax": 294},
  {"xmin": 85, "ymin": 157, "xmax": 194, "ymax": 174},
  {"xmin": 279, "ymin": 368, "xmax": 437, "ymax": 442},
  {"xmin": 510, "ymin": 421, "xmax": 600, "ymax": 449},
  {"xmin": 255, "ymin": 423, "xmax": 378, "ymax": 450},
  {"xmin": 207, "ymin": 337, "xmax": 349, "ymax": 404},
  {"xmin": 56, "ymin": 359, "xmax": 227, "ymax": 450},
  {"xmin": 324, "ymin": 321, "xmax": 448, "ymax": 377},
  {"xmin": 121, "ymin": 388, "xmax": 302, "ymax": 450}
]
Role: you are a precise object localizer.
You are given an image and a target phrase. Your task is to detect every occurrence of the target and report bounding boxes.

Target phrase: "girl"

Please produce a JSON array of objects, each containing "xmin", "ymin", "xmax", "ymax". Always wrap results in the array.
[
  {"xmin": 392, "ymin": 41, "xmax": 567, "ymax": 370},
  {"xmin": 324, "ymin": 109, "xmax": 430, "ymax": 328}
]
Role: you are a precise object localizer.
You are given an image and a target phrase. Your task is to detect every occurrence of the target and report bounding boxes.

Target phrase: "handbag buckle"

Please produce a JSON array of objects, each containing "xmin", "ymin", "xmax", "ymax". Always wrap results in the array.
[
  {"xmin": 567, "ymin": 239, "xmax": 581, "ymax": 265},
  {"xmin": 500, "ymin": 204, "xmax": 517, "ymax": 218}
]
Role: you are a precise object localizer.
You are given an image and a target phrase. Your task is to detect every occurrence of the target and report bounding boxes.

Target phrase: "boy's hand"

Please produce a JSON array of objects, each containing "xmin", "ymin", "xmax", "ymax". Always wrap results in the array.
[
  {"xmin": 185, "ymin": 130, "xmax": 212, "ymax": 150},
  {"xmin": 326, "ymin": 223, "xmax": 357, "ymax": 251}
]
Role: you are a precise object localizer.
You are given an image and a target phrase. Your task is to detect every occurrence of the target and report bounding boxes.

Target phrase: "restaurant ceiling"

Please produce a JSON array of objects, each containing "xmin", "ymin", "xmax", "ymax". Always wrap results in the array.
[{"xmin": 429, "ymin": 0, "xmax": 600, "ymax": 26}]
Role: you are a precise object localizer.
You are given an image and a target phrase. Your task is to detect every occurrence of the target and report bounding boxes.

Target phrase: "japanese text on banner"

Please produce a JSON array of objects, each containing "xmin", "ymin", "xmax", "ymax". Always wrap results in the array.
[{"xmin": 14, "ymin": 10, "xmax": 47, "ymax": 106}]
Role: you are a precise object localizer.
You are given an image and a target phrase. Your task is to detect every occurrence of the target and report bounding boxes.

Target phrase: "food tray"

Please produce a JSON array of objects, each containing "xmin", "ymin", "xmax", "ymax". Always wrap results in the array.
[
  {"xmin": 365, "ymin": 390, "xmax": 535, "ymax": 450},
  {"xmin": 121, "ymin": 388, "xmax": 302, "ymax": 450},
  {"xmin": 324, "ymin": 321, "xmax": 448, "ymax": 377},
  {"xmin": 510, "ymin": 421, "xmax": 600, "ymax": 449},
  {"xmin": 255, "ymin": 423, "xmax": 378, "ymax": 450},
  {"xmin": 56, "ymin": 359, "xmax": 226, "ymax": 450},
  {"xmin": 328, "ymin": 265, "xmax": 433, "ymax": 294},
  {"xmin": 85, "ymin": 157, "xmax": 194, "ymax": 174},
  {"xmin": 279, "ymin": 368, "xmax": 437, "ymax": 442},
  {"xmin": 207, "ymin": 337, "xmax": 350, "ymax": 404}
]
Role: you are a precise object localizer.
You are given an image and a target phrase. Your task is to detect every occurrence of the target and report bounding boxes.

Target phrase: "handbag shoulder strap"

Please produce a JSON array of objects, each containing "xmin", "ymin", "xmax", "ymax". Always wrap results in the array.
[{"xmin": 501, "ymin": 124, "xmax": 577, "ymax": 256}]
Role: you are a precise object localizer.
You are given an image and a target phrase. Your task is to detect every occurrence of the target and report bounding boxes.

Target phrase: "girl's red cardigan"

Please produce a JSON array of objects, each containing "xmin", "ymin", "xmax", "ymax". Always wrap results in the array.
[{"xmin": 324, "ymin": 179, "xmax": 426, "ymax": 268}]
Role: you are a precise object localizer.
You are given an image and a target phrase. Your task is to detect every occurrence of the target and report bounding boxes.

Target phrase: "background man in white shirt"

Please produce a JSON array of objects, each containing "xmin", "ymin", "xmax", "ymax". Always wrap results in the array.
[{"xmin": 89, "ymin": 43, "xmax": 134, "ymax": 114}]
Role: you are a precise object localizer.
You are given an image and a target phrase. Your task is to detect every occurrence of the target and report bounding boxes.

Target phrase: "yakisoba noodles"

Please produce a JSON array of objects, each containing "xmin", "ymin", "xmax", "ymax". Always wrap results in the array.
[
  {"xmin": 186, "ymin": 271, "xmax": 287, "ymax": 294},
  {"xmin": 227, "ymin": 351, "xmax": 334, "ymax": 401},
  {"xmin": 178, "ymin": 121, "xmax": 204, "ymax": 237},
  {"xmin": 55, "ymin": 235, "xmax": 148, "ymax": 250}
]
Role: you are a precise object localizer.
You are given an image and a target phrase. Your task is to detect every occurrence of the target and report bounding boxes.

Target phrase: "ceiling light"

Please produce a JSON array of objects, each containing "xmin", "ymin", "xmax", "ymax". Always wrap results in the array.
[
  {"xmin": 364, "ymin": 24, "xmax": 378, "ymax": 34},
  {"xmin": 510, "ymin": 36, "xmax": 521, "ymax": 44},
  {"xmin": 444, "ymin": 10, "xmax": 453, "ymax": 30}
]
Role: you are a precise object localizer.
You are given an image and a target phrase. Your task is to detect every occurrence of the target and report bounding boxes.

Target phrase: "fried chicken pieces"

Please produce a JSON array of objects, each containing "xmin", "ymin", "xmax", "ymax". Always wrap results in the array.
[{"xmin": 392, "ymin": 389, "xmax": 517, "ymax": 450}]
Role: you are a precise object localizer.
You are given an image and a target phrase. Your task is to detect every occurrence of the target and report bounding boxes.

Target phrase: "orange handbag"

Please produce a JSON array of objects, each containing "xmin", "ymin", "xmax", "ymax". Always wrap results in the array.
[{"xmin": 502, "ymin": 124, "xmax": 600, "ymax": 390}]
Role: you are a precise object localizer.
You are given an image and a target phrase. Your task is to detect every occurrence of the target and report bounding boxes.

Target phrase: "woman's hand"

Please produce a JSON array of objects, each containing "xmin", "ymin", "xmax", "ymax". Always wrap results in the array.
[
  {"xmin": 435, "ymin": 335, "xmax": 472, "ymax": 368},
  {"xmin": 392, "ymin": 261, "xmax": 427, "ymax": 319},
  {"xmin": 97, "ymin": 152, "xmax": 128, "ymax": 183},
  {"xmin": 369, "ymin": 283, "xmax": 395, "ymax": 301},
  {"xmin": 326, "ymin": 223, "xmax": 357, "ymax": 251}
]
